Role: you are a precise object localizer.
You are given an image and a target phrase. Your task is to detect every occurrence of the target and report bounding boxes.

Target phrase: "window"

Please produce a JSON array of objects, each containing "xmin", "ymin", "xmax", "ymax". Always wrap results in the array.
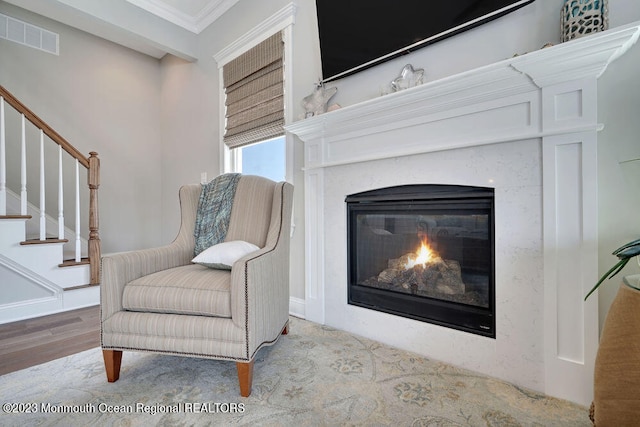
[
  {"xmin": 221, "ymin": 32, "xmax": 284, "ymax": 181},
  {"xmin": 214, "ymin": 3, "xmax": 295, "ymax": 183},
  {"xmin": 238, "ymin": 136, "xmax": 286, "ymax": 182}
]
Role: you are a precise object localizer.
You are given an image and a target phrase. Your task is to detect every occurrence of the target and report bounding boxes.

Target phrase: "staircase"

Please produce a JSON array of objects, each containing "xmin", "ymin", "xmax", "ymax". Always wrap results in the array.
[{"xmin": 0, "ymin": 85, "xmax": 101, "ymax": 324}]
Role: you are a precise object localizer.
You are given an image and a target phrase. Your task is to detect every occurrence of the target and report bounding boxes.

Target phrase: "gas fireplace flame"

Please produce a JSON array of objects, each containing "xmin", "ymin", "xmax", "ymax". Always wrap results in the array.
[{"xmin": 404, "ymin": 240, "xmax": 436, "ymax": 269}]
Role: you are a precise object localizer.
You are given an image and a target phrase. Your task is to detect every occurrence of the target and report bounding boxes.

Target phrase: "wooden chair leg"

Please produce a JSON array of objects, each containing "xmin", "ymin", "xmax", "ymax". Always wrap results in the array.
[
  {"xmin": 282, "ymin": 321, "xmax": 289, "ymax": 335},
  {"xmin": 236, "ymin": 360, "xmax": 254, "ymax": 397},
  {"xmin": 103, "ymin": 349, "xmax": 123, "ymax": 382}
]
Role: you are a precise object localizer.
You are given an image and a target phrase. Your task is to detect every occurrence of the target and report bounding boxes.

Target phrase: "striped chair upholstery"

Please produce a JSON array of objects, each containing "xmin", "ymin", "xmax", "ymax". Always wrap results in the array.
[{"xmin": 100, "ymin": 175, "xmax": 293, "ymax": 397}]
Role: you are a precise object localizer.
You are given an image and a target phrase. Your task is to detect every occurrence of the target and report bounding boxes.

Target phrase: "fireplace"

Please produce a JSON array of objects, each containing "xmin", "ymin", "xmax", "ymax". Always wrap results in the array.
[
  {"xmin": 346, "ymin": 184, "xmax": 495, "ymax": 337},
  {"xmin": 286, "ymin": 26, "xmax": 640, "ymax": 406}
]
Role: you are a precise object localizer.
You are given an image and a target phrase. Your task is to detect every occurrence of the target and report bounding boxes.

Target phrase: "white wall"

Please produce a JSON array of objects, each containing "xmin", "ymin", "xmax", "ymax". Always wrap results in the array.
[
  {"xmin": 0, "ymin": 1, "xmax": 164, "ymax": 254},
  {"xmin": 158, "ymin": 54, "xmax": 218, "ymax": 245},
  {"xmin": 596, "ymin": 1, "xmax": 640, "ymax": 327}
]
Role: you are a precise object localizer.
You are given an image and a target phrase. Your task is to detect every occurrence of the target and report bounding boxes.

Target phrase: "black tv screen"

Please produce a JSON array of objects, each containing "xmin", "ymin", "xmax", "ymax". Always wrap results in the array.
[{"xmin": 316, "ymin": 0, "xmax": 536, "ymax": 82}]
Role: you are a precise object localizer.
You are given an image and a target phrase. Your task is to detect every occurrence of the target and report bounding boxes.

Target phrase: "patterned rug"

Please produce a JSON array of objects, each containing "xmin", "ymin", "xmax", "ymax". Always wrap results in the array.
[{"xmin": 0, "ymin": 316, "xmax": 590, "ymax": 426}]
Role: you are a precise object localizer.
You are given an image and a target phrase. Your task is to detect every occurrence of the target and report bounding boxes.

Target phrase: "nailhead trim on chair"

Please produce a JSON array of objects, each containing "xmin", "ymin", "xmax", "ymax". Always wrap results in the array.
[{"xmin": 243, "ymin": 182, "xmax": 288, "ymax": 362}]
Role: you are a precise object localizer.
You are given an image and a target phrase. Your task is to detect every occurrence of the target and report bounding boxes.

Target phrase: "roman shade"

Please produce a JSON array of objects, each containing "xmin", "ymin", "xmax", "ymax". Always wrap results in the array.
[{"xmin": 223, "ymin": 32, "xmax": 284, "ymax": 149}]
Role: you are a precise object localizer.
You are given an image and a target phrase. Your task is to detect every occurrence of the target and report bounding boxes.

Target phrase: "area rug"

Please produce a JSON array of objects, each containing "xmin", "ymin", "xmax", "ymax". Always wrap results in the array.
[{"xmin": 0, "ymin": 316, "xmax": 589, "ymax": 426}]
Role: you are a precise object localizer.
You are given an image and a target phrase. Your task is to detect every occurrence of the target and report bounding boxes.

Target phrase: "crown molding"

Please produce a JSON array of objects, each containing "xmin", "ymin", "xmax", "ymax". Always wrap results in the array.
[
  {"xmin": 125, "ymin": 0, "xmax": 240, "ymax": 34},
  {"xmin": 213, "ymin": 2, "xmax": 297, "ymax": 66}
]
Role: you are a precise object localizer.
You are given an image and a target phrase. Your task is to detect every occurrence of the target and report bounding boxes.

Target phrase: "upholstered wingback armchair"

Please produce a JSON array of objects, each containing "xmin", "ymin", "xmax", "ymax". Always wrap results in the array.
[{"xmin": 100, "ymin": 175, "xmax": 293, "ymax": 397}]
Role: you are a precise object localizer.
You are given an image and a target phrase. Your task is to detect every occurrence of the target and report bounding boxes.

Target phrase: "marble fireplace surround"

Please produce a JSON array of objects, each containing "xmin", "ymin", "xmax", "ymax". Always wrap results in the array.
[{"xmin": 286, "ymin": 23, "xmax": 640, "ymax": 407}]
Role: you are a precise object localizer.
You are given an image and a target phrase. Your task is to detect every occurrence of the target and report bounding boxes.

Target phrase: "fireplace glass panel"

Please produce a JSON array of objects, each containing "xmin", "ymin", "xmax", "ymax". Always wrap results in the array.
[
  {"xmin": 355, "ymin": 211, "xmax": 490, "ymax": 307},
  {"xmin": 346, "ymin": 185, "xmax": 495, "ymax": 337}
]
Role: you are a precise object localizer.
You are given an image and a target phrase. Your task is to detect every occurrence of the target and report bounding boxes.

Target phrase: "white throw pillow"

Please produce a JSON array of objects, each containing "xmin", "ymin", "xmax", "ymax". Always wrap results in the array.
[{"xmin": 192, "ymin": 240, "xmax": 260, "ymax": 270}]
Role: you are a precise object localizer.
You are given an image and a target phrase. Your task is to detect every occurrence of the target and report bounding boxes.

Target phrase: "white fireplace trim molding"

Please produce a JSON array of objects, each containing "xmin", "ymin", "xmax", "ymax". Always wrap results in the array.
[{"xmin": 286, "ymin": 22, "xmax": 640, "ymax": 406}]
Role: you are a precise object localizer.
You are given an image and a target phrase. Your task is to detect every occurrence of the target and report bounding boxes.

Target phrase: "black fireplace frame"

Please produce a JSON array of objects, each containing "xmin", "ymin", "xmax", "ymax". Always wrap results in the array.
[{"xmin": 346, "ymin": 184, "xmax": 496, "ymax": 338}]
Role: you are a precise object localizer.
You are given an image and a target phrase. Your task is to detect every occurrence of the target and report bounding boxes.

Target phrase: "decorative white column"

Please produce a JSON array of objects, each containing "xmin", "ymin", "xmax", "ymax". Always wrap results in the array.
[
  {"xmin": 510, "ymin": 23, "xmax": 640, "ymax": 404},
  {"xmin": 303, "ymin": 168, "xmax": 325, "ymax": 323}
]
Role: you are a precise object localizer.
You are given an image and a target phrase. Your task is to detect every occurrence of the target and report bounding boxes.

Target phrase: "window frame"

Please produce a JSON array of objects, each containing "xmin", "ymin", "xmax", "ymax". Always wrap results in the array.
[{"xmin": 213, "ymin": 3, "xmax": 296, "ymax": 184}]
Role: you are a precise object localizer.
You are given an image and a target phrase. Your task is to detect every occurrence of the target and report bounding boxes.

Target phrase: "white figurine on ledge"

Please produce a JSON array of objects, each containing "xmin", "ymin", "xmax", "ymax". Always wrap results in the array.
[
  {"xmin": 302, "ymin": 82, "xmax": 338, "ymax": 118},
  {"xmin": 391, "ymin": 64, "xmax": 424, "ymax": 92}
]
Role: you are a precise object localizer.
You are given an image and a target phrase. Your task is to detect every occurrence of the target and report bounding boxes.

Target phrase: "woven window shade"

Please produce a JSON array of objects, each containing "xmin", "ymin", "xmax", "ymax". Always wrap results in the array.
[{"xmin": 223, "ymin": 32, "xmax": 284, "ymax": 149}]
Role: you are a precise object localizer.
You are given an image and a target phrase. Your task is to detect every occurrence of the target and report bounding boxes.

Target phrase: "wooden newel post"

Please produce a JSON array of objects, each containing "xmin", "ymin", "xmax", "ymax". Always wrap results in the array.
[{"xmin": 88, "ymin": 152, "xmax": 101, "ymax": 285}]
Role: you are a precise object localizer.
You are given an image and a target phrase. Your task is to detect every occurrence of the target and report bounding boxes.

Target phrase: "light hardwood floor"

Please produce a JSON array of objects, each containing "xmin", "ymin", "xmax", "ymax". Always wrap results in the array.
[{"xmin": 0, "ymin": 305, "xmax": 100, "ymax": 376}]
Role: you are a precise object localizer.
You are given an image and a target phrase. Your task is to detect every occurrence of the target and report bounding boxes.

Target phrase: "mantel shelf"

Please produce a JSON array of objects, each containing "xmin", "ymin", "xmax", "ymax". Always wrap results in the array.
[{"xmin": 286, "ymin": 20, "xmax": 640, "ymax": 156}]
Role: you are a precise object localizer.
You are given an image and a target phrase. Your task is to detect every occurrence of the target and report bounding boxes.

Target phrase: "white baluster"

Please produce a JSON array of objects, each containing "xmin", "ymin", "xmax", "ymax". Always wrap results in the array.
[
  {"xmin": 0, "ymin": 96, "xmax": 5, "ymax": 216},
  {"xmin": 75, "ymin": 159, "xmax": 81, "ymax": 262},
  {"xmin": 58, "ymin": 145, "xmax": 64, "ymax": 239},
  {"xmin": 20, "ymin": 114, "xmax": 27, "ymax": 215},
  {"xmin": 39, "ymin": 130, "xmax": 46, "ymax": 240}
]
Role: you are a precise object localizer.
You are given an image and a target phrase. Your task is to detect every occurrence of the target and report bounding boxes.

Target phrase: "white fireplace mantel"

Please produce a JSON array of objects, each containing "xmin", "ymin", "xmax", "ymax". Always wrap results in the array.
[
  {"xmin": 285, "ymin": 22, "xmax": 640, "ymax": 407},
  {"xmin": 288, "ymin": 22, "xmax": 639, "ymax": 170}
]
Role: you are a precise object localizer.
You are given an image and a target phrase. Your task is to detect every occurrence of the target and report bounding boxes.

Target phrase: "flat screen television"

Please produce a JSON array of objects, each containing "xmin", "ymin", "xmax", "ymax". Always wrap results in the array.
[{"xmin": 316, "ymin": 0, "xmax": 536, "ymax": 83}]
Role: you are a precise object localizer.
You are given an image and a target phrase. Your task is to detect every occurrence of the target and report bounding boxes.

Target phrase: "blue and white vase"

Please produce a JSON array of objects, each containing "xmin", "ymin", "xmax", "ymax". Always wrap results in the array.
[{"xmin": 561, "ymin": 0, "xmax": 609, "ymax": 42}]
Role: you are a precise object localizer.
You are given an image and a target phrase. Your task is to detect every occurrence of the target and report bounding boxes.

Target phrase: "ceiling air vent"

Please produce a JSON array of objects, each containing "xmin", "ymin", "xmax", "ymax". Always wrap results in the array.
[{"xmin": 0, "ymin": 13, "xmax": 59, "ymax": 55}]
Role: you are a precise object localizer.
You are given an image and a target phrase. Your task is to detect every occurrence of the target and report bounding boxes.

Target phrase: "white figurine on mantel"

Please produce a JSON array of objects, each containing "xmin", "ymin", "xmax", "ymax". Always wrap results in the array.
[
  {"xmin": 391, "ymin": 64, "xmax": 424, "ymax": 92},
  {"xmin": 302, "ymin": 82, "xmax": 338, "ymax": 118}
]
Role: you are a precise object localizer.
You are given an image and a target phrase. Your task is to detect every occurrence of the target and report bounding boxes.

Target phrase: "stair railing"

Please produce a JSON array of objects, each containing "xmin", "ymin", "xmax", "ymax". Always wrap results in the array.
[{"xmin": 0, "ymin": 85, "xmax": 101, "ymax": 285}]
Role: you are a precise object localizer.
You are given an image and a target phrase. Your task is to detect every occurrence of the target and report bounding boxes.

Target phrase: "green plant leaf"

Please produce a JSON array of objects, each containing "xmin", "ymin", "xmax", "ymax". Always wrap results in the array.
[
  {"xmin": 612, "ymin": 238, "xmax": 640, "ymax": 256},
  {"xmin": 616, "ymin": 244, "xmax": 640, "ymax": 260},
  {"xmin": 584, "ymin": 258, "xmax": 630, "ymax": 301}
]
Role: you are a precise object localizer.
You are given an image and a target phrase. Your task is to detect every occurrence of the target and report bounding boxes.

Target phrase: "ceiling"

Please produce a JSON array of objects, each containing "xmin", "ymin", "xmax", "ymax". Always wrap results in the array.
[
  {"xmin": 124, "ymin": 0, "xmax": 241, "ymax": 33},
  {"xmin": 3, "ymin": 0, "xmax": 242, "ymax": 61}
]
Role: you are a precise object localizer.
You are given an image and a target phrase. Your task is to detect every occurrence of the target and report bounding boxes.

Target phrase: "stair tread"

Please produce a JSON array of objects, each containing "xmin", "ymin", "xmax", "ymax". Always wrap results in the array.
[
  {"xmin": 0, "ymin": 215, "xmax": 32, "ymax": 219},
  {"xmin": 64, "ymin": 283, "xmax": 99, "ymax": 291},
  {"xmin": 20, "ymin": 238, "xmax": 69, "ymax": 245},
  {"xmin": 59, "ymin": 258, "xmax": 90, "ymax": 268}
]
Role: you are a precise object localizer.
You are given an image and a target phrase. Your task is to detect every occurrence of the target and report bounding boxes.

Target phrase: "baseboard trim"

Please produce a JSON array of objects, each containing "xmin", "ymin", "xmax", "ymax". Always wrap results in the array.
[{"xmin": 289, "ymin": 296, "xmax": 305, "ymax": 319}]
